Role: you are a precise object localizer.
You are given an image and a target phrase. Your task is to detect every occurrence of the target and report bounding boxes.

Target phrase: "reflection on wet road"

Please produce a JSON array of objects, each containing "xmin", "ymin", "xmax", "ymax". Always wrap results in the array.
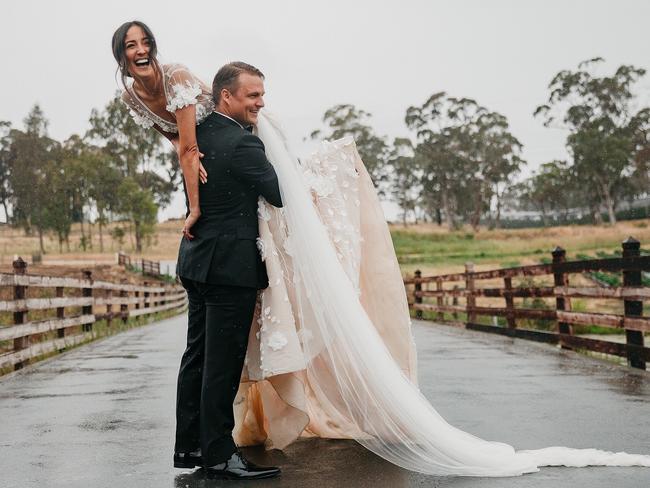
[{"xmin": 1, "ymin": 316, "xmax": 648, "ymax": 487}]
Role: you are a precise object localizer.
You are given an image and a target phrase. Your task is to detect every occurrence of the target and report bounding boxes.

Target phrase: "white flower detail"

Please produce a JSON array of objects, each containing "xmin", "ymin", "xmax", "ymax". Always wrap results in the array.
[
  {"xmin": 195, "ymin": 101, "xmax": 214, "ymax": 125},
  {"xmin": 256, "ymin": 237, "xmax": 267, "ymax": 261},
  {"xmin": 257, "ymin": 200, "xmax": 271, "ymax": 221},
  {"xmin": 166, "ymin": 82, "xmax": 202, "ymax": 112},
  {"xmin": 267, "ymin": 331, "xmax": 288, "ymax": 351},
  {"xmin": 128, "ymin": 109, "xmax": 154, "ymax": 129},
  {"xmin": 303, "ymin": 170, "xmax": 335, "ymax": 197}
]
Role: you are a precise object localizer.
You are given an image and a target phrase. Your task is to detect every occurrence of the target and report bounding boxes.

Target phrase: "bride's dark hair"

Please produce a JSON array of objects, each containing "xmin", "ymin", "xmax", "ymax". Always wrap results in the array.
[{"xmin": 111, "ymin": 20, "xmax": 160, "ymax": 87}]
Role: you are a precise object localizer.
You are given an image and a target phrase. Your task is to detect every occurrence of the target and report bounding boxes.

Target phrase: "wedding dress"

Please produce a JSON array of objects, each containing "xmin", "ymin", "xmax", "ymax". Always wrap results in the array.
[
  {"xmin": 123, "ymin": 64, "xmax": 650, "ymax": 476},
  {"xmin": 234, "ymin": 111, "xmax": 650, "ymax": 476}
]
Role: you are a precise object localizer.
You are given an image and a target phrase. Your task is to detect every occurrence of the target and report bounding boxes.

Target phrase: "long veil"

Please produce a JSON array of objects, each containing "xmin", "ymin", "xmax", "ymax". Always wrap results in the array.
[{"xmin": 254, "ymin": 111, "xmax": 650, "ymax": 476}]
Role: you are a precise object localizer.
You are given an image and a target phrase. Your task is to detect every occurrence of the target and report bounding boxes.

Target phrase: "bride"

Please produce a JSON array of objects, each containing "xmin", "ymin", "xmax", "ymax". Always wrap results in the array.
[{"xmin": 112, "ymin": 20, "xmax": 650, "ymax": 476}]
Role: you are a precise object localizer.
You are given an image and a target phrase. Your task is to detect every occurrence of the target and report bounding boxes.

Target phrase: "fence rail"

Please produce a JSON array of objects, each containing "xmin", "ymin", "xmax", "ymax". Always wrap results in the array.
[
  {"xmin": 117, "ymin": 252, "xmax": 162, "ymax": 278},
  {"xmin": 0, "ymin": 257, "xmax": 187, "ymax": 372},
  {"xmin": 404, "ymin": 237, "xmax": 649, "ymax": 370}
]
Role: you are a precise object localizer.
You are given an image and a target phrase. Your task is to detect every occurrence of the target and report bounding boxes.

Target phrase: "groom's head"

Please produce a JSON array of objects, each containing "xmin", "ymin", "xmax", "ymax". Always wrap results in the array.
[{"xmin": 213, "ymin": 62, "xmax": 265, "ymax": 126}]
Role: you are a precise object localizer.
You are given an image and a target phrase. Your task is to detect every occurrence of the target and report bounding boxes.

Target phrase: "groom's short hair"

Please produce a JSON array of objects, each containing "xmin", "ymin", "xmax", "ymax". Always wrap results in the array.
[{"xmin": 212, "ymin": 62, "xmax": 265, "ymax": 103}]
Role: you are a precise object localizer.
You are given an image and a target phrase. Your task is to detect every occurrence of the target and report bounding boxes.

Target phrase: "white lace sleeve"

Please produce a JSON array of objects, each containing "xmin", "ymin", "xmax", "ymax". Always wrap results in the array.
[{"xmin": 165, "ymin": 64, "xmax": 203, "ymax": 112}]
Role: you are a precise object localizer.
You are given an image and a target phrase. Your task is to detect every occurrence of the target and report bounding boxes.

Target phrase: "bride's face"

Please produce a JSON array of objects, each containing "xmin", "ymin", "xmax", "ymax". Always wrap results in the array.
[{"xmin": 124, "ymin": 25, "xmax": 155, "ymax": 78}]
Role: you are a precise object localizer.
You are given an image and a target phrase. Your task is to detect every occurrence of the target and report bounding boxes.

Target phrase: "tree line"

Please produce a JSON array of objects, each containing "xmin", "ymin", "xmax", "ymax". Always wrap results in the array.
[
  {"xmin": 0, "ymin": 97, "xmax": 180, "ymax": 253},
  {"xmin": 1, "ymin": 58, "xmax": 648, "ymax": 256},
  {"xmin": 314, "ymin": 58, "xmax": 650, "ymax": 229}
]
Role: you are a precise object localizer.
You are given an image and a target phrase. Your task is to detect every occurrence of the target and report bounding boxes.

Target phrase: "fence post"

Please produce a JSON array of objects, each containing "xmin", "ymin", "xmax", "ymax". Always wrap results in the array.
[
  {"xmin": 504, "ymin": 277, "xmax": 516, "ymax": 329},
  {"xmin": 436, "ymin": 278, "xmax": 444, "ymax": 321},
  {"xmin": 12, "ymin": 257, "xmax": 28, "ymax": 370},
  {"xmin": 452, "ymin": 286, "xmax": 459, "ymax": 320},
  {"xmin": 144, "ymin": 281, "xmax": 150, "ymax": 312},
  {"xmin": 105, "ymin": 289, "xmax": 113, "ymax": 328},
  {"xmin": 56, "ymin": 286, "xmax": 65, "ymax": 346},
  {"xmin": 465, "ymin": 262, "xmax": 476, "ymax": 325},
  {"xmin": 622, "ymin": 237, "xmax": 645, "ymax": 370},
  {"xmin": 81, "ymin": 270, "xmax": 93, "ymax": 333},
  {"xmin": 120, "ymin": 279, "xmax": 129, "ymax": 324},
  {"xmin": 135, "ymin": 287, "xmax": 140, "ymax": 311},
  {"xmin": 414, "ymin": 270, "xmax": 423, "ymax": 319},
  {"xmin": 552, "ymin": 246, "xmax": 572, "ymax": 349}
]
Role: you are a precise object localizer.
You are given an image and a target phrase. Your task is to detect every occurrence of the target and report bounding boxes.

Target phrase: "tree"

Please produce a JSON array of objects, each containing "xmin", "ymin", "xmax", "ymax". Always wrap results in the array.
[
  {"xmin": 628, "ymin": 107, "xmax": 650, "ymax": 196},
  {"xmin": 387, "ymin": 138, "xmax": 421, "ymax": 225},
  {"xmin": 88, "ymin": 159, "xmax": 121, "ymax": 252},
  {"xmin": 44, "ymin": 160, "xmax": 74, "ymax": 252},
  {"xmin": 535, "ymin": 58, "xmax": 647, "ymax": 224},
  {"xmin": 0, "ymin": 121, "xmax": 12, "ymax": 222},
  {"xmin": 474, "ymin": 111, "xmax": 525, "ymax": 228},
  {"xmin": 60, "ymin": 135, "xmax": 95, "ymax": 250},
  {"xmin": 87, "ymin": 93, "xmax": 180, "ymax": 204},
  {"xmin": 8, "ymin": 104, "xmax": 60, "ymax": 253},
  {"xmin": 514, "ymin": 161, "xmax": 574, "ymax": 226},
  {"xmin": 405, "ymin": 94, "xmax": 475, "ymax": 229},
  {"xmin": 116, "ymin": 177, "xmax": 157, "ymax": 252},
  {"xmin": 405, "ymin": 93, "xmax": 524, "ymax": 230},
  {"xmin": 311, "ymin": 104, "xmax": 390, "ymax": 188},
  {"xmin": 87, "ymin": 93, "xmax": 182, "ymax": 248}
]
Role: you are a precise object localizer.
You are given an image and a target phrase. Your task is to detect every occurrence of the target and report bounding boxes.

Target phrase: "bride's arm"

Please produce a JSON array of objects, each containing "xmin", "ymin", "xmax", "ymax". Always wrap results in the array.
[
  {"xmin": 174, "ymin": 104, "xmax": 201, "ymax": 239},
  {"xmin": 152, "ymin": 125, "xmax": 207, "ymax": 184}
]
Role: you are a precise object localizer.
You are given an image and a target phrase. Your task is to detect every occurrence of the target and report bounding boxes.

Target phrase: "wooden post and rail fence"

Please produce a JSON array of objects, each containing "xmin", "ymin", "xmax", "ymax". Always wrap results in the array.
[
  {"xmin": 118, "ymin": 252, "xmax": 162, "ymax": 278},
  {"xmin": 404, "ymin": 237, "xmax": 649, "ymax": 370},
  {"xmin": 0, "ymin": 257, "xmax": 187, "ymax": 373}
]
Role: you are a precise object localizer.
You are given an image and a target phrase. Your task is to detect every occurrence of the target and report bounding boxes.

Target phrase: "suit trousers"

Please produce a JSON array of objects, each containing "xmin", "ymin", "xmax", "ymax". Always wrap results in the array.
[{"xmin": 175, "ymin": 277, "xmax": 257, "ymax": 465}]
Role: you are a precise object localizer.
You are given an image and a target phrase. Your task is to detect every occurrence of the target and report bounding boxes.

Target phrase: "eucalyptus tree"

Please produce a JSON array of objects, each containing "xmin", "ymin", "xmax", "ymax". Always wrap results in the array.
[
  {"xmin": 116, "ymin": 177, "xmax": 157, "ymax": 252},
  {"xmin": 474, "ymin": 111, "xmax": 525, "ymax": 228},
  {"xmin": 87, "ymin": 93, "xmax": 182, "ymax": 249},
  {"xmin": 405, "ymin": 93, "xmax": 524, "ymax": 230},
  {"xmin": 0, "ymin": 121, "xmax": 12, "ymax": 222},
  {"xmin": 387, "ymin": 137, "xmax": 421, "ymax": 225},
  {"xmin": 535, "ymin": 58, "xmax": 647, "ymax": 224},
  {"xmin": 8, "ymin": 104, "xmax": 60, "ymax": 253},
  {"xmin": 515, "ymin": 161, "xmax": 574, "ymax": 226},
  {"xmin": 87, "ymin": 93, "xmax": 180, "ymax": 205}
]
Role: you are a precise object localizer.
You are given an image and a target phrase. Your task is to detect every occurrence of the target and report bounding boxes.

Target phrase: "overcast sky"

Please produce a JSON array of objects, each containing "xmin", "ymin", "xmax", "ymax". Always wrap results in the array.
[{"xmin": 2, "ymin": 0, "xmax": 649, "ymax": 220}]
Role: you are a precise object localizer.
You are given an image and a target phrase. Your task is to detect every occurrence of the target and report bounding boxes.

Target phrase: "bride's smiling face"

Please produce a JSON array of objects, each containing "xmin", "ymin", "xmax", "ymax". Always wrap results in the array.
[{"xmin": 124, "ymin": 25, "xmax": 155, "ymax": 78}]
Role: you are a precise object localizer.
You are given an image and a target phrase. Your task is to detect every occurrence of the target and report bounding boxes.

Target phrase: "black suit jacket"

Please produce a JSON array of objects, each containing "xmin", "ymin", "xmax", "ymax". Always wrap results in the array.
[{"xmin": 176, "ymin": 112, "xmax": 282, "ymax": 289}]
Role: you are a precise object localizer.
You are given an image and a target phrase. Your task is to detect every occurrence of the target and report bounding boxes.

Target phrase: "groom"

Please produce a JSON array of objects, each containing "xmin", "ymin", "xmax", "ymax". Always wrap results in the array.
[{"xmin": 174, "ymin": 62, "xmax": 282, "ymax": 480}]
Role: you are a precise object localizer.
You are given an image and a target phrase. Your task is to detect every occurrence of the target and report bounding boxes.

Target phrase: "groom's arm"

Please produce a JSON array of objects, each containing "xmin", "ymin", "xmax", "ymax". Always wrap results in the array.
[{"xmin": 231, "ymin": 134, "xmax": 283, "ymax": 208}]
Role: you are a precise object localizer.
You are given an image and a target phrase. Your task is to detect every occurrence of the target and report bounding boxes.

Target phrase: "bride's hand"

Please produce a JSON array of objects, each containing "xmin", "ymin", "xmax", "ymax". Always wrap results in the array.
[
  {"xmin": 199, "ymin": 155, "xmax": 207, "ymax": 184},
  {"xmin": 182, "ymin": 208, "xmax": 201, "ymax": 240},
  {"xmin": 174, "ymin": 138, "xmax": 207, "ymax": 184}
]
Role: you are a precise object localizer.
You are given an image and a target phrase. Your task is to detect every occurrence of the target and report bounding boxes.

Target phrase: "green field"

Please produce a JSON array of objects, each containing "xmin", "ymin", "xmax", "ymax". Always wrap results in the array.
[{"xmin": 390, "ymin": 220, "xmax": 650, "ymax": 276}]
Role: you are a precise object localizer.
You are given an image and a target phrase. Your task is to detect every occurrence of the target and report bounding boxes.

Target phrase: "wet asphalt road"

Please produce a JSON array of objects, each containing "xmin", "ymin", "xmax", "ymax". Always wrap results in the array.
[{"xmin": 1, "ymin": 316, "xmax": 649, "ymax": 488}]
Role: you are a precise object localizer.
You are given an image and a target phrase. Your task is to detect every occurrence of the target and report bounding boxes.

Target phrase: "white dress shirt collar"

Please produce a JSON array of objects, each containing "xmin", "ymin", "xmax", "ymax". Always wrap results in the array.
[{"xmin": 214, "ymin": 111, "xmax": 244, "ymax": 129}]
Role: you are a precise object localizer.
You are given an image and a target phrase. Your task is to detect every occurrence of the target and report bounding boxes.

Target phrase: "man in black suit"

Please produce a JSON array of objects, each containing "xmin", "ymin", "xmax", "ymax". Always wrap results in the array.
[{"xmin": 173, "ymin": 62, "xmax": 282, "ymax": 480}]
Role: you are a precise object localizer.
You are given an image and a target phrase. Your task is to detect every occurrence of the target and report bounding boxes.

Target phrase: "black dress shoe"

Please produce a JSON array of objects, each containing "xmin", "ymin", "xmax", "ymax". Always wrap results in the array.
[
  {"xmin": 205, "ymin": 451, "xmax": 281, "ymax": 480},
  {"xmin": 174, "ymin": 448, "xmax": 202, "ymax": 468}
]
